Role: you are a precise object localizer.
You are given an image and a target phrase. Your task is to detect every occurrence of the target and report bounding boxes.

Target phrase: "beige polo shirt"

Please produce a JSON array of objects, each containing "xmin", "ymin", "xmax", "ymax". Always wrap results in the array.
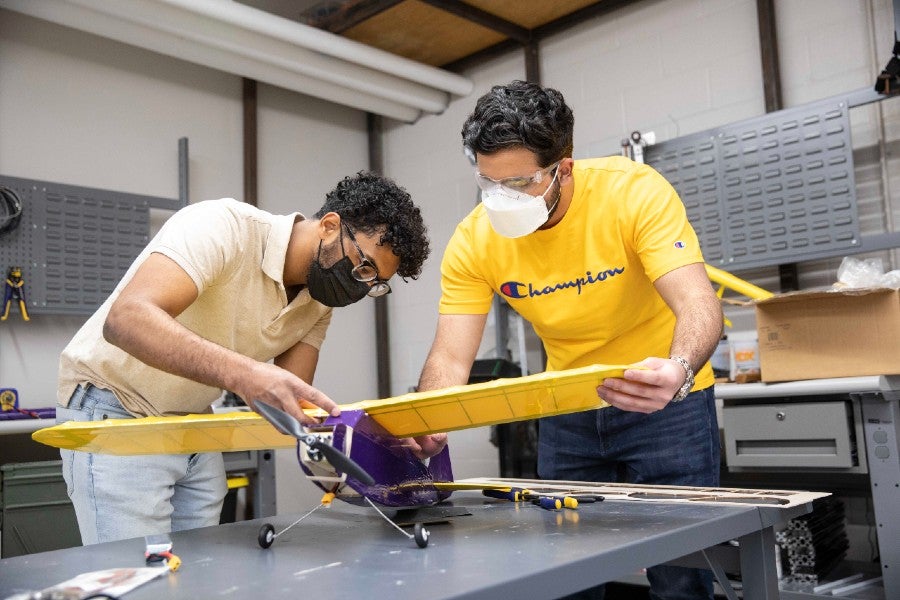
[{"xmin": 57, "ymin": 198, "xmax": 332, "ymax": 416}]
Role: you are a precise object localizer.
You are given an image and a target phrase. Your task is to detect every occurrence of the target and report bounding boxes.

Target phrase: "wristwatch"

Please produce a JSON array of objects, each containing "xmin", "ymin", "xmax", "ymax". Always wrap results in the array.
[{"xmin": 669, "ymin": 355, "xmax": 694, "ymax": 402}]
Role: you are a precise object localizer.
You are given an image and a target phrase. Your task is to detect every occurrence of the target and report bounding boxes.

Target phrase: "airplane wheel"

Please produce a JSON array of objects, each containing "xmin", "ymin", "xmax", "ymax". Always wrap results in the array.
[
  {"xmin": 413, "ymin": 523, "xmax": 429, "ymax": 548},
  {"xmin": 258, "ymin": 523, "xmax": 275, "ymax": 549}
]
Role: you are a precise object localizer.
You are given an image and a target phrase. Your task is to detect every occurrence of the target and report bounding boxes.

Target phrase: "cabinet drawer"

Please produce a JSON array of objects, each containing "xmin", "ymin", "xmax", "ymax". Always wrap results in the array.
[{"xmin": 723, "ymin": 401, "xmax": 854, "ymax": 468}]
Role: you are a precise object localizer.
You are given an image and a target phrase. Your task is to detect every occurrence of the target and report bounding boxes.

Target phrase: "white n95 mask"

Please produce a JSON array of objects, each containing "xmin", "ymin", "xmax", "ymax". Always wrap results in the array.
[{"xmin": 481, "ymin": 168, "xmax": 560, "ymax": 238}]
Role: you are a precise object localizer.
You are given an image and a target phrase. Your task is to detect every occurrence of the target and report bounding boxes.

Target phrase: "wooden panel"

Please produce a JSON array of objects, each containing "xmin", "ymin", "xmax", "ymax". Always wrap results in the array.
[
  {"xmin": 251, "ymin": 0, "xmax": 611, "ymax": 66},
  {"xmin": 465, "ymin": 0, "xmax": 604, "ymax": 29},
  {"xmin": 342, "ymin": 1, "xmax": 506, "ymax": 66}
]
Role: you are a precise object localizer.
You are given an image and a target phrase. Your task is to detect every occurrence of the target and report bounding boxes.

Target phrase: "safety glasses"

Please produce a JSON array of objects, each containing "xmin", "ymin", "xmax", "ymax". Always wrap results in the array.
[
  {"xmin": 474, "ymin": 161, "xmax": 560, "ymax": 192},
  {"xmin": 342, "ymin": 223, "xmax": 391, "ymax": 298}
]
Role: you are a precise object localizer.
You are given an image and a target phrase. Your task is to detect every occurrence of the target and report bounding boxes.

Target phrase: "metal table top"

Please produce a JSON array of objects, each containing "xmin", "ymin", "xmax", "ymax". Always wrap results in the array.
[{"xmin": 0, "ymin": 494, "xmax": 809, "ymax": 600}]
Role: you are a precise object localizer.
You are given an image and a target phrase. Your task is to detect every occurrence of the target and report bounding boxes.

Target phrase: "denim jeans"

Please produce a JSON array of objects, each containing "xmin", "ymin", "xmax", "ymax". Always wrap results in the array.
[
  {"xmin": 58, "ymin": 384, "xmax": 226, "ymax": 544},
  {"xmin": 538, "ymin": 387, "xmax": 720, "ymax": 600}
]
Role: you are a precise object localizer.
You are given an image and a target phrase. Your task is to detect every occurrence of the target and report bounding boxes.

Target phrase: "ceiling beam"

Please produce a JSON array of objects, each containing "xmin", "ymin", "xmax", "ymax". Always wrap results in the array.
[
  {"xmin": 300, "ymin": 0, "xmax": 404, "ymax": 34},
  {"xmin": 532, "ymin": 0, "xmax": 640, "ymax": 39},
  {"xmin": 441, "ymin": 0, "xmax": 642, "ymax": 71},
  {"xmin": 419, "ymin": 0, "xmax": 531, "ymax": 45},
  {"xmin": 442, "ymin": 38, "xmax": 520, "ymax": 73}
]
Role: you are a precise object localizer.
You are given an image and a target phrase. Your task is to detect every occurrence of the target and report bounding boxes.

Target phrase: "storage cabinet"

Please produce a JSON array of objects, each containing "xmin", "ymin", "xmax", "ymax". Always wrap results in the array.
[
  {"xmin": 718, "ymin": 376, "xmax": 900, "ymax": 599},
  {"xmin": 723, "ymin": 401, "xmax": 857, "ymax": 469},
  {"xmin": 0, "ymin": 460, "xmax": 81, "ymax": 557}
]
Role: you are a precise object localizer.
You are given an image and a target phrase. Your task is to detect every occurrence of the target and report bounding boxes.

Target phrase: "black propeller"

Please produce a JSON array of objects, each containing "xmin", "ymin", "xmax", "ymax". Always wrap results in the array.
[{"xmin": 255, "ymin": 400, "xmax": 375, "ymax": 485}]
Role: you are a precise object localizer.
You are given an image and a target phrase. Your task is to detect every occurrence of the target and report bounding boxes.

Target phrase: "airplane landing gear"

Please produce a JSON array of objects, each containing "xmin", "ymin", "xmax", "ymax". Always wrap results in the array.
[
  {"xmin": 413, "ymin": 523, "xmax": 430, "ymax": 548},
  {"xmin": 258, "ymin": 524, "xmax": 275, "ymax": 549}
]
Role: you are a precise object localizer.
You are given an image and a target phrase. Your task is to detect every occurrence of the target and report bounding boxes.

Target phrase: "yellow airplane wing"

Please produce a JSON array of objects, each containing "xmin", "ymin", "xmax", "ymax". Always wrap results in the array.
[
  {"xmin": 33, "ymin": 363, "xmax": 633, "ymax": 455},
  {"xmin": 32, "ymin": 411, "xmax": 297, "ymax": 455},
  {"xmin": 350, "ymin": 363, "xmax": 631, "ymax": 437}
]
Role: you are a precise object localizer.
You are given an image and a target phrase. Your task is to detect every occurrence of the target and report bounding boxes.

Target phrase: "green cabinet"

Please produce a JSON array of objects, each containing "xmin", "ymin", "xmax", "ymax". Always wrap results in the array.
[{"xmin": 1, "ymin": 460, "xmax": 81, "ymax": 557}]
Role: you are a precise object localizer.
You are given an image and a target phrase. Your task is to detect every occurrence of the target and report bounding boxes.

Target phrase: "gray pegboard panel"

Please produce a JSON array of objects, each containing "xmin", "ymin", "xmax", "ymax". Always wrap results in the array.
[
  {"xmin": 645, "ymin": 96, "xmax": 859, "ymax": 271},
  {"xmin": 0, "ymin": 175, "xmax": 183, "ymax": 316}
]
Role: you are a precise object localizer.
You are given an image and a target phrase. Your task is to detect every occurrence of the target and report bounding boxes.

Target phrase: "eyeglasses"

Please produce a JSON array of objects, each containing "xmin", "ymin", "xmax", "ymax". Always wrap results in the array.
[
  {"xmin": 342, "ymin": 223, "xmax": 391, "ymax": 298},
  {"xmin": 475, "ymin": 161, "xmax": 560, "ymax": 192}
]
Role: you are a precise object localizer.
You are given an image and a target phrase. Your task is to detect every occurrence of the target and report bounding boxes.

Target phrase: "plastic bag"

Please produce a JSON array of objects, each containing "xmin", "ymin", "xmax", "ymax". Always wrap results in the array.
[{"xmin": 835, "ymin": 257, "xmax": 900, "ymax": 289}]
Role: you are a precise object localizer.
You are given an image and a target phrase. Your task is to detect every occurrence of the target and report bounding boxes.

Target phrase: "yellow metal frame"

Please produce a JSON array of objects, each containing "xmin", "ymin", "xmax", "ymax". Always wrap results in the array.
[{"xmin": 705, "ymin": 264, "xmax": 773, "ymax": 301}]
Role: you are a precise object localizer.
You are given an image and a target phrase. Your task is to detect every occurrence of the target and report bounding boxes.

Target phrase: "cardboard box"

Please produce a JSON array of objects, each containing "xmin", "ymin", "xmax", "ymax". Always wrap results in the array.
[{"xmin": 755, "ymin": 287, "xmax": 900, "ymax": 382}]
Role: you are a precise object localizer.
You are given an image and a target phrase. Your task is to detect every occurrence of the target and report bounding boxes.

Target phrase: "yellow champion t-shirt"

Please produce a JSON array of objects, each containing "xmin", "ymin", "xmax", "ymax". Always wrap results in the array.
[{"xmin": 440, "ymin": 156, "xmax": 714, "ymax": 390}]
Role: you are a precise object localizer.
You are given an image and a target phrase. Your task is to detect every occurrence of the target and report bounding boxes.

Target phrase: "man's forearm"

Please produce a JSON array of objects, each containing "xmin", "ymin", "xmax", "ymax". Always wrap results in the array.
[
  {"xmin": 103, "ymin": 301, "xmax": 254, "ymax": 393},
  {"xmin": 669, "ymin": 296, "xmax": 724, "ymax": 372},
  {"xmin": 417, "ymin": 352, "xmax": 472, "ymax": 392}
]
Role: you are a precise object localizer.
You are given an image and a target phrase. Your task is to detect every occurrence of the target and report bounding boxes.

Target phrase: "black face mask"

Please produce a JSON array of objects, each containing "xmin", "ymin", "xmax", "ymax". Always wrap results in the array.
[{"xmin": 307, "ymin": 241, "xmax": 370, "ymax": 307}]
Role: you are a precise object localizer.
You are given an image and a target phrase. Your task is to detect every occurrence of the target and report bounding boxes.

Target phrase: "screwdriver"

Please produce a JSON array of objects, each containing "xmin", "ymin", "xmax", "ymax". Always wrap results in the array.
[
  {"xmin": 521, "ymin": 491, "xmax": 581, "ymax": 509},
  {"xmin": 568, "ymin": 494, "xmax": 605, "ymax": 503},
  {"xmin": 532, "ymin": 496, "xmax": 563, "ymax": 510},
  {"xmin": 482, "ymin": 487, "xmax": 530, "ymax": 502}
]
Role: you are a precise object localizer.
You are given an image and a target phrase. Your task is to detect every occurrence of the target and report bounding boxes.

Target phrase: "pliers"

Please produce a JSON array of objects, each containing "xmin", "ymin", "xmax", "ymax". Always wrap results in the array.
[{"xmin": 2, "ymin": 265, "xmax": 29, "ymax": 321}]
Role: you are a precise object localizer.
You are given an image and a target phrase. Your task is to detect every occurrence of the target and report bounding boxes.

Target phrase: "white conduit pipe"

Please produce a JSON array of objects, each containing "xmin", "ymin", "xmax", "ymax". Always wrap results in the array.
[
  {"xmin": 156, "ymin": 0, "xmax": 473, "ymax": 97},
  {"xmin": 66, "ymin": 0, "xmax": 455, "ymax": 112},
  {"xmin": 0, "ymin": 0, "xmax": 474, "ymax": 122}
]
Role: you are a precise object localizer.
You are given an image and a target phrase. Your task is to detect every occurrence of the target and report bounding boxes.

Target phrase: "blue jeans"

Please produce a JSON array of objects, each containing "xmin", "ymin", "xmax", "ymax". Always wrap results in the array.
[
  {"xmin": 538, "ymin": 387, "xmax": 720, "ymax": 600},
  {"xmin": 58, "ymin": 385, "xmax": 226, "ymax": 544}
]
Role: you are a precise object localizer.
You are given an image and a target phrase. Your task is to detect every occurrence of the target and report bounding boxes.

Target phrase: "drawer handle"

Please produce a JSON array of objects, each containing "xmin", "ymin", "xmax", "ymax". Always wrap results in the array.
[{"xmin": 776, "ymin": 411, "xmax": 786, "ymax": 421}]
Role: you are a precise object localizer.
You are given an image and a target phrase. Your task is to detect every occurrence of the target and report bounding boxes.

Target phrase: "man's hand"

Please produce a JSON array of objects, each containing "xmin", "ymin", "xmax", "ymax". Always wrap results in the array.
[
  {"xmin": 398, "ymin": 433, "xmax": 448, "ymax": 460},
  {"xmin": 596, "ymin": 357, "xmax": 686, "ymax": 414},
  {"xmin": 239, "ymin": 361, "xmax": 340, "ymax": 426}
]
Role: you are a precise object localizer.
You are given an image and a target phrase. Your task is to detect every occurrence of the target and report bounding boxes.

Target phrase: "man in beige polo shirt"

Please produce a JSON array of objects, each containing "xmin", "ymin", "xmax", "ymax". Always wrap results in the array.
[{"xmin": 57, "ymin": 171, "xmax": 430, "ymax": 544}]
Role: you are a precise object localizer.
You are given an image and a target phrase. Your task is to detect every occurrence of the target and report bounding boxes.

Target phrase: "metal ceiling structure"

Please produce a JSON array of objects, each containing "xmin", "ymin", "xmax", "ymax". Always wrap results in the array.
[{"xmin": 239, "ymin": 0, "xmax": 638, "ymax": 70}]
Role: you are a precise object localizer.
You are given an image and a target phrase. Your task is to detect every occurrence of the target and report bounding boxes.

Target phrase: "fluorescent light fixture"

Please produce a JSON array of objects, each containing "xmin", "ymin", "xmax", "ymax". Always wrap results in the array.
[{"xmin": 0, "ymin": 0, "xmax": 474, "ymax": 122}]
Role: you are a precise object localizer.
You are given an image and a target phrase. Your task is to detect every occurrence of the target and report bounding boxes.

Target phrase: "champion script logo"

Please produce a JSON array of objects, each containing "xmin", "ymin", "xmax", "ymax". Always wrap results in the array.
[{"xmin": 500, "ymin": 266, "xmax": 626, "ymax": 299}]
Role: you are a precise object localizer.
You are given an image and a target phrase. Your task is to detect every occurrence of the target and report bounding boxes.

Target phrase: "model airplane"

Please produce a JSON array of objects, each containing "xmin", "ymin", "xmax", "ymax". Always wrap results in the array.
[
  {"xmin": 33, "ymin": 361, "xmax": 826, "ymax": 550},
  {"xmin": 35, "ymin": 364, "xmax": 636, "ymax": 548}
]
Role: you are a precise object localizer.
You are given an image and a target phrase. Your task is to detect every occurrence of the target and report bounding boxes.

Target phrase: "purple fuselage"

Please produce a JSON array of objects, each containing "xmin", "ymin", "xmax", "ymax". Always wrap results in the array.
[{"xmin": 297, "ymin": 409, "xmax": 454, "ymax": 507}]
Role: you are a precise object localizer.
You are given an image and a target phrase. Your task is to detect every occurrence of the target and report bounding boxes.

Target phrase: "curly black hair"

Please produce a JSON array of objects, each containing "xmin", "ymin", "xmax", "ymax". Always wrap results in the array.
[
  {"xmin": 314, "ymin": 171, "xmax": 429, "ymax": 279},
  {"xmin": 462, "ymin": 80, "xmax": 574, "ymax": 168}
]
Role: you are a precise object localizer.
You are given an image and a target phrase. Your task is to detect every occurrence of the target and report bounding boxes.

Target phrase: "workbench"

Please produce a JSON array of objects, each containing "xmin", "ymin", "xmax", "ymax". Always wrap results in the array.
[
  {"xmin": 718, "ymin": 375, "xmax": 900, "ymax": 599},
  {"xmin": 0, "ymin": 492, "xmax": 813, "ymax": 600}
]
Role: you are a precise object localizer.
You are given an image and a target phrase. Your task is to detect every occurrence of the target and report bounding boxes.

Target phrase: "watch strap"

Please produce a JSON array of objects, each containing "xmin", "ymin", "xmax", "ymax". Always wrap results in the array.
[{"xmin": 669, "ymin": 355, "xmax": 694, "ymax": 402}]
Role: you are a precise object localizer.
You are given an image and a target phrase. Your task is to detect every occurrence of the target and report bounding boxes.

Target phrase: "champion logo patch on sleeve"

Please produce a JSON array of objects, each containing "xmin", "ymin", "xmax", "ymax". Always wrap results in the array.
[{"xmin": 673, "ymin": 241, "xmax": 686, "ymax": 249}]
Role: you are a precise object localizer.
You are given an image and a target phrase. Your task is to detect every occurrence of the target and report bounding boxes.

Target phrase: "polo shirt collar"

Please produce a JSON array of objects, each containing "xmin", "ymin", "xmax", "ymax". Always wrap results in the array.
[{"xmin": 261, "ymin": 212, "xmax": 304, "ymax": 285}]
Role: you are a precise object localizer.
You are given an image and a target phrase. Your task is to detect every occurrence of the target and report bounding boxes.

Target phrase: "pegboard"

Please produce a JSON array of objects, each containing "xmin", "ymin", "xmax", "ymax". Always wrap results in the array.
[
  {"xmin": 0, "ymin": 175, "xmax": 184, "ymax": 316},
  {"xmin": 645, "ymin": 96, "xmax": 859, "ymax": 271}
]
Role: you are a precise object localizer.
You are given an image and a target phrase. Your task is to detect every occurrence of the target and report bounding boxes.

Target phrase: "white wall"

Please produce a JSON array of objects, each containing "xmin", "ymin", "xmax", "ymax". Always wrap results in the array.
[{"xmin": 0, "ymin": 9, "xmax": 373, "ymax": 512}]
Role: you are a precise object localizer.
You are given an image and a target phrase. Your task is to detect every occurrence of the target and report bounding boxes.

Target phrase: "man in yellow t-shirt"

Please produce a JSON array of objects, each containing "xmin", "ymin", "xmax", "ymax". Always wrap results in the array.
[{"xmin": 412, "ymin": 81, "xmax": 723, "ymax": 600}]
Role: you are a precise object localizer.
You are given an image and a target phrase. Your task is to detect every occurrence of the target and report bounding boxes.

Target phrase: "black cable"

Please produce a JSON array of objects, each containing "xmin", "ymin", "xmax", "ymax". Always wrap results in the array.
[{"xmin": 0, "ymin": 185, "xmax": 23, "ymax": 236}]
